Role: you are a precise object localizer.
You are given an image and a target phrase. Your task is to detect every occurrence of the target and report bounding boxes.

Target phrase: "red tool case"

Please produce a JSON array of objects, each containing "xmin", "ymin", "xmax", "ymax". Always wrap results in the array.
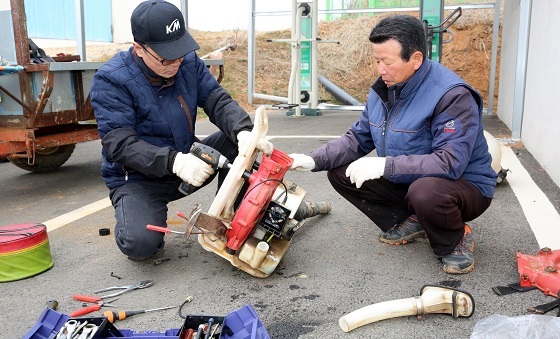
[{"xmin": 0, "ymin": 223, "xmax": 54, "ymax": 282}]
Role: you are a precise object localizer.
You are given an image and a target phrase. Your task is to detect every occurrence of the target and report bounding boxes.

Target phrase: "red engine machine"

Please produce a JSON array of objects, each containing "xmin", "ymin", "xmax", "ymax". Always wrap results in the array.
[
  {"xmin": 148, "ymin": 107, "xmax": 330, "ymax": 278},
  {"xmin": 225, "ymin": 150, "xmax": 293, "ymax": 253}
]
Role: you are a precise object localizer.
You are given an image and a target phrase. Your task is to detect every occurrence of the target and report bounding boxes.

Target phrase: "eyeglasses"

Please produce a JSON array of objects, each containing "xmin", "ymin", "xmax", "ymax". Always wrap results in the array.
[{"xmin": 142, "ymin": 46, "xmax": 181, "ymax": 66}]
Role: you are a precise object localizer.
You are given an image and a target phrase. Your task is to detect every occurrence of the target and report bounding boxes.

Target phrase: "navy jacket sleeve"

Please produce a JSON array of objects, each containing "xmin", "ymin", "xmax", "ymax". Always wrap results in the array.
[{"xmin": 92, "ymin": 71, "xmax": 175, "ymax": 178}]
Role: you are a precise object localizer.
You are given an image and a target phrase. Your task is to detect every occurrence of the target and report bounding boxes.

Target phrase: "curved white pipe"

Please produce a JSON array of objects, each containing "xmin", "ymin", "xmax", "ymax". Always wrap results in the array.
[
  {"xmin": 339, "ymin": 297, "xmax": 418, "ymax": 332},
  {"xmin": 339, "ymin": 285, "xmax": 475, "ymax": 332}
]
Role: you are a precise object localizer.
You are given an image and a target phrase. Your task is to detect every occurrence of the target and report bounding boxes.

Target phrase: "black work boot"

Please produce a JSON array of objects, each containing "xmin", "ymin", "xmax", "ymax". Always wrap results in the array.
[
  {"xmin": 378, "ymin": 215, "xmax": 426, "ymax": 245},
  {"xmin": 442, "ymin": 225, "xmax": 475, "ymax": 274}
]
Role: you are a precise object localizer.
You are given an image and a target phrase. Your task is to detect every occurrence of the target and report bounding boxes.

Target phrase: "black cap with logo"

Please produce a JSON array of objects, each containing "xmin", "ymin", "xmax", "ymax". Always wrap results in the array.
[{"xmin": 131, "ymin": 0, "xmax": 199, "ymax": 60}]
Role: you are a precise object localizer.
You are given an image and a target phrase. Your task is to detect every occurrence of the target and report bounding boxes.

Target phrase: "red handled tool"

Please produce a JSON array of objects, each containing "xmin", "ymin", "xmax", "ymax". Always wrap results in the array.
[{"xmin": 70, "ymin": 296, "xmax": 118, "ymax": 317}]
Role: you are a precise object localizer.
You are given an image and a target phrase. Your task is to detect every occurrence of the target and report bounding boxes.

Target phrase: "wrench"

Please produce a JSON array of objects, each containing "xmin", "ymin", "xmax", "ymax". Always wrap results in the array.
[
  {"xmin": 93, "ymin": 280, "xmax": 154, "ymax": 298},
  {"xmin": 77, "ymin": 324, "xmax": 97, "ymax": 339}
]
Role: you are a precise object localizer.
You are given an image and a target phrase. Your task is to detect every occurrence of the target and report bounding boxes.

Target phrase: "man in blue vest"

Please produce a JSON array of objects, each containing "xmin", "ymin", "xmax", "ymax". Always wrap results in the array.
[
  {"xmin": 289, "ymin": 15, "xmax": 497, "ymax": 274},
  {"xmin": 91, "ymin": 0, "xmax": 272, "ymax": 260}
]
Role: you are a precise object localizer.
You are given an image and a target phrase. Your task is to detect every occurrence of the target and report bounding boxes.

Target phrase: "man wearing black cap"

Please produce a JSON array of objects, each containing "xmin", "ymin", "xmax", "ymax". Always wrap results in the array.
[{"xmin": 90, "ymin": 0, "xmax": 272, "ymax": 260}]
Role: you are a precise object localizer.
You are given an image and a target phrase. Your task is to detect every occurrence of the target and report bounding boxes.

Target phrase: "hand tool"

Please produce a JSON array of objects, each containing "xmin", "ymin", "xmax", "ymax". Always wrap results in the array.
[
  {"xmin": 204, "ymin": 318, "xmax": 214, "ymax": 339},
  {"xmin": 54, "ymin": 319, "xmax": 78, "ymax": 339},
  {"xmin": 102, "ymin": 305, "xmax": 178, "ymax": 323},
  {"xmin": 181, "ymin": 328, "xmax": 194, "ymax": 339},
  {"xmin": 194, "ymin": 324, "xmax": 205, "ymax": 339},
  {"xmin": 209, "ymin": 323, "xmax": 221, "ymax": 338},
  {"xmin": 92, "ymin": 280, "xmax": 154, "ymax": 298},
  {"xmin": 70, "ymin": 297, "xmax": 118, "ymax": 317},
  {"xmin": 76, "ymin": 323, "xmax": 98, "ymax": 339},
  {"xmin": 179, "ymin": 142, "xmax": 231, "ymax": 195},
  {"xmin": 71, "ymin": 321, "xmax": 90, "ymax": 338}
]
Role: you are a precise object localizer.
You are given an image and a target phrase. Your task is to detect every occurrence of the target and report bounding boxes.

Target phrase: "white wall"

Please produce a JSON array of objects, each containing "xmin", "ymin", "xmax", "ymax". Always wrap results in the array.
[
  {"xmin": 521, "ymin": 0, "xmax": 560, "ymax": 186},
  {"xmin": 498, "ymin": 0, "xmax": 560, "ymax": 187},
  {"xmin": 496, "ymin": 0, "xmax": 519, "ymax": 129},
  {"xmin": 0, "ymin": 0, "xmax": 9, "ymax": 11}
]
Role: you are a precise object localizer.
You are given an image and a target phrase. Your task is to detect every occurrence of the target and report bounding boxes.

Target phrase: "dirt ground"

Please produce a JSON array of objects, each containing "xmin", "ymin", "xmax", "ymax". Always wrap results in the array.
[{"xmin": 43, "ymin": 9, "xmax": 499, "ymax": 113}]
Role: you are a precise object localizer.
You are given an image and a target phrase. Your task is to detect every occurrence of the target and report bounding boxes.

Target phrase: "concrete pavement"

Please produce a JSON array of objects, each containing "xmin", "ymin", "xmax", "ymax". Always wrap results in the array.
[{"xmin": 2, "ymin": 108, "xmax": 560, "ymax": 338}]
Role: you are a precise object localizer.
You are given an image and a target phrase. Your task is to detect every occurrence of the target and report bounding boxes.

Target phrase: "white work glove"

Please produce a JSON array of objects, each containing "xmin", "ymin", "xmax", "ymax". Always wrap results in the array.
[
  {"xmin": 172, "ymin": 152, "xmax": 215, "ymax": 187},
  {"xmin": 237, "ymin": 130, "xmax": 274, "ymax": 155},
  {"xmin": 289, "ymin": 153, "xmax": 315, "ymax": 172},
  {"xmin": 345, "ymin": 157, "xmax": 386, "ymax": 188}
]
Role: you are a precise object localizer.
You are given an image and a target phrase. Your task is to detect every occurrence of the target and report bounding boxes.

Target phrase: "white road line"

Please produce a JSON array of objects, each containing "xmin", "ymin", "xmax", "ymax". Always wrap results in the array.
[
  {"xmin": 44, "ymin": 197, "xmax": 112, "ymax": 233},
  {"xmin": 500, "ymin": 144, "xmax": 560, "ymax": 249}
]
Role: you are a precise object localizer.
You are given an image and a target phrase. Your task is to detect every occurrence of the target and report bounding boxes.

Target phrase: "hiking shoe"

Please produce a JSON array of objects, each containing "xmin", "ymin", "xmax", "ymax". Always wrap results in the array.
[
  {"xmin": 378, "ymin": 215, "xmax": 426, "ymax": 245},
  {"xmin": 442, "ymin": 225, "xmax": 475, "ymax": 274}
]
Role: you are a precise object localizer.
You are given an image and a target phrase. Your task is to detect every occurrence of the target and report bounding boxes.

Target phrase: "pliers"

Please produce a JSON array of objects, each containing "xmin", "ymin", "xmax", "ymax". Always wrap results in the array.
[
  {"xmin": 70, "ymin": 296, "xmax": 118, "ymax": 317},
  {"xmin": 92, "ymin": 280, "xmax": 154, "ymax": 298}
]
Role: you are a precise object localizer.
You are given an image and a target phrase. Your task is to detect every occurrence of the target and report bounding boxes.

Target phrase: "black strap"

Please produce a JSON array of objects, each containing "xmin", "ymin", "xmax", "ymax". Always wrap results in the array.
[
  {"xmin": 492, "ymin": 283, "xmax": 536, "ymax": 296},
  {"xmin": 527, "ymin": 299, "xmax": 560, "ymax": 315}
]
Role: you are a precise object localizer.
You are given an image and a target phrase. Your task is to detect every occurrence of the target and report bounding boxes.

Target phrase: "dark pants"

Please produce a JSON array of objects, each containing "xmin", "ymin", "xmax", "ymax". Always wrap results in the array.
[
  {"xmin": 109, "ymin": 132, "xmax": 238, "ymax": 260},
  {"xmin": 327, "ymin": 164, "xmax": 492, "ymax": 256}
]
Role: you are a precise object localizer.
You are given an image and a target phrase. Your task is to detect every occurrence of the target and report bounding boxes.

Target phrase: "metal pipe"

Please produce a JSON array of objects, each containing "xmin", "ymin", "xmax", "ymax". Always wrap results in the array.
[
  {"xmin": 253, "ymin": 93, "xmax": 288, "ymax": 103},
  {"xmin": 512, "ymin": 0, "xmax": 532, "ymax": 141},
  {"xmin": 248, "ymin": 0, "xmax": 256, "ymax": 105},
  {"xmin": 310, "ymin": 0, "xmax": 318, "ymax": 109},
  {"xmin": 288, "ymin": 2, "xmax": 306, "ymax": 117},
  {"xmin": 318, "ymin": 75, "xmax": 362, "ymax": 106},
  {"xmin": 486, "ymin": 0, "xmax": 501, "ymax": 115},
  {"xmin": 74, "ymin": 0, "xmax": 86, "ymax": 61}
]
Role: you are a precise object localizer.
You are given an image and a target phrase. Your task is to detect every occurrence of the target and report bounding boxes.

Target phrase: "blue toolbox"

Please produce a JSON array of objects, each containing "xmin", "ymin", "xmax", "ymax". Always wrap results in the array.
[{"xmin": 24, "ymin": 304, "xmax": 269, "ymax": 339}]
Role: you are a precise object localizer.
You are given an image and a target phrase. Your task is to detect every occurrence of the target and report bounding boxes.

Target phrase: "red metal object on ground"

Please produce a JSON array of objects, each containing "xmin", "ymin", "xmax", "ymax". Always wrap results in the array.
[
  {"xmin": 225, "ymin": 150, "xmax": 293, "ymax": 252},
  {"xmin": 517, "ymin": 247, "xmax": 560, "ymax": 298}
]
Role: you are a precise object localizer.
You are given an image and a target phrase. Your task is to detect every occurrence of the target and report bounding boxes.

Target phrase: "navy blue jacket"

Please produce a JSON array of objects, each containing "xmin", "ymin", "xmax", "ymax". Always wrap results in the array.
[
  {"xmin": 311, "ymin": 59, "xmax": 497, "ymax": 198},
  {"xmin": 91, "ymin": 47, "xmax": 252, "ymax": 188}
]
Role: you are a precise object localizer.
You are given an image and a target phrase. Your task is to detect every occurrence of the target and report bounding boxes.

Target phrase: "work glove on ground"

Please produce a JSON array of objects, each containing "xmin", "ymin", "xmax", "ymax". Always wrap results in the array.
[
  {"xmin": 172, "ymin": 152, "xmax": 215, "ymax": 187},
  {"xmin": 289, "ymin": 154, "xmax": 316, "ymax": 172},
  {"xmin": 237, "ymin": 130, "xmax": 274, "ymax": 155},
  {"xmin": 345, "ymin": 157, "xmax": 386, "ymax": 188}
]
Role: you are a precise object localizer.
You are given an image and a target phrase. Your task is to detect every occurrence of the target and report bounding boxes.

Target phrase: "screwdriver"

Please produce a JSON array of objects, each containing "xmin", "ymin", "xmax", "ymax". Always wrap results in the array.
[{"xmin": 103, "ymin": 305, "xmax": 178, "ymax": 323}]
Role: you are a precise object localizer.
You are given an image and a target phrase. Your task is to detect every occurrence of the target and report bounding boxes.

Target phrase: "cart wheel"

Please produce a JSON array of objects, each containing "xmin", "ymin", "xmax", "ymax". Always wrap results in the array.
[{"xmin": 8, "ymin": 144, "xmax": 76, "ymax": 173}]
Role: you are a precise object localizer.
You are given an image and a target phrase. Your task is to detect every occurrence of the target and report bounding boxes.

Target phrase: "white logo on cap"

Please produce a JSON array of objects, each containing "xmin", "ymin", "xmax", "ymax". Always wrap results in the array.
[{"xmin": 166, "ymin": 19, "xmax": 180, "ymax": 34}]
